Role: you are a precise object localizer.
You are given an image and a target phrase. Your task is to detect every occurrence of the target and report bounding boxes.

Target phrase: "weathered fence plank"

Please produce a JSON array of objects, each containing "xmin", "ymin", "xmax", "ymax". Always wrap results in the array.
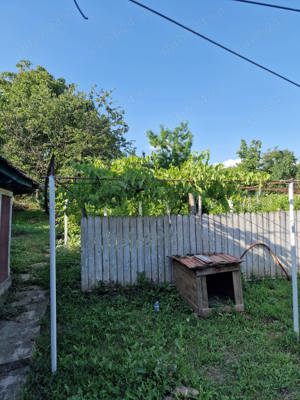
[
  {"xmin": 163, "ymin": 215, "xmax": 172, "ymax": 283},
  {"xmin": 81, "ymin": 217, "xmax": 88, "ymax": 291},
  {"xmin": 81, "ymin": 211, "xmax": 297, "ymax": 290},
  {"xmin": 94, "ymin": 216, "xmax": 102, "ymax": 283},
  {"xmin": 116, "ymin": 217, "xmax": 123, "ymax": 284},
  {"xmin": 87, "ymin": 216, "xmax": 95, "ymax": 287},
  {"xmin": 102, "ymin": 217, "xmax": 110, "ymax": 283},
  {"xmin": 137, "ymin": 217, "xmax": 144, "ymax": 277},
  {"xmin": 130, "ymin": 218, "xmax": 137, "ymax": 284}
]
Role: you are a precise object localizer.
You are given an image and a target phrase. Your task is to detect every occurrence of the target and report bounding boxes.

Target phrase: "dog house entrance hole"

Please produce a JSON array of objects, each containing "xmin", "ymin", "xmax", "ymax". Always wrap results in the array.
[{"xmin": 206, "ymin": 272, "xmax": 235, "ymax": 306}]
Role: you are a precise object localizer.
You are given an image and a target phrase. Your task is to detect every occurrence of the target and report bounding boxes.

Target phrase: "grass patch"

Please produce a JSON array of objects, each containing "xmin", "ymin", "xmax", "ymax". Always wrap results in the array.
[{"xmin": 10, "ymin": 208, "xmax": 300, "ymax": 400}]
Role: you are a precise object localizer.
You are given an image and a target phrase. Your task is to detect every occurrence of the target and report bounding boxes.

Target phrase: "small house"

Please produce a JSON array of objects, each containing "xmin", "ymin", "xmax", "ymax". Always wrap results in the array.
[{"xmin": 0, "ymin": 156, "xmax": 39, "ymax": 295}]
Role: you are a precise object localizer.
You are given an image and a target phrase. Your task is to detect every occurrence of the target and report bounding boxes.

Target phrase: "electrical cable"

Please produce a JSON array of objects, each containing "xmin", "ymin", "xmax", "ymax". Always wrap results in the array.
[
  {"xmin": 232, "ymin": 0, "xmax": 300, "ymax": 13},
  {"xmin": 73, "ymin": 0, "xmax": 88, "ymax": 20},
  {"xmin": 128, "ymin": 0, "xmax": 300, "ymax": 88}
]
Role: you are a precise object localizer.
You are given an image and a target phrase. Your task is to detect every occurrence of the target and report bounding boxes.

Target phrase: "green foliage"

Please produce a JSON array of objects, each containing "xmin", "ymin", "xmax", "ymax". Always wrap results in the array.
[
  {"xmin": 147, "ymin": 122, "xmax": 193, "ymax": 168},
  {"xmin": 0, "ymin": 60, "xmax": 133, "ymax": 179},
  {"xmin": 262, "ymin": 147, "xmax": 297, "ymax": 180},
  {"xmin": 57, "ymin": 154, "xmax": 270, "ymax": 222},
  {"xmin": 237, "ymin": 139, "xmax": 262, "ymax": 172}
]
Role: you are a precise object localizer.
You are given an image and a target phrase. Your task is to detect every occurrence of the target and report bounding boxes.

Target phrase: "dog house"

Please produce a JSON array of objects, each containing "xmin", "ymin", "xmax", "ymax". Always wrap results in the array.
[
  {"xmin": 170, "ymin": 253, "xmax": 244, "ymax": 317},
  {"xmin": 0, "ymin": 156, "xmax": 39, "ymax": 295}
]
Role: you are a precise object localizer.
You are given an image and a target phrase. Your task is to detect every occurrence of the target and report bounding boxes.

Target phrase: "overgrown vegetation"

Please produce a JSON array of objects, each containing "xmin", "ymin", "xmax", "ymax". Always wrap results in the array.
[
  {"xmin": 8, "ymin": 206, "xmax": 300, "ymax": 400},
  {"xmin": 0, "ymin": 60, "xmax": 133, "ymax": 179}
]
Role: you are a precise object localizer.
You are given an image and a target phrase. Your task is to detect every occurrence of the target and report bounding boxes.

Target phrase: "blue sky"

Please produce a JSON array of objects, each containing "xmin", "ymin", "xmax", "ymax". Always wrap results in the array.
[{"xmin": 1, "ymin": 0, "xmax": 300, "ymax": 163}]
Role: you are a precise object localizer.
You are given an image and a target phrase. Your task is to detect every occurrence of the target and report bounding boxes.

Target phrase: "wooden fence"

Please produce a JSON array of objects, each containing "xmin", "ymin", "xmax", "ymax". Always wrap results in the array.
[{"xmin": 81, "ymin": 211, "xmax": 300, "ymax": 291}]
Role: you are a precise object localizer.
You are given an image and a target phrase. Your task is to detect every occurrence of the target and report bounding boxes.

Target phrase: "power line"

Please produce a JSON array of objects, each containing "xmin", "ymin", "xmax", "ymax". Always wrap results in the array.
[
  {"xmin": 128, "ymin": 0, "xmax": 300, "ymax": 88},
  {"xmin": 73, "ymin": 0, "xmax": 88, "ymax": 20},
  {"xmin": 232, "ymin": 0, "xmax": 300, "ymax": 13}
]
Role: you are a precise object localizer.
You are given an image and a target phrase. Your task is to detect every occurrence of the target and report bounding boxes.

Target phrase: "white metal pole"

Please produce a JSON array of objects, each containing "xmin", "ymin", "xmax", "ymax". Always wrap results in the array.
[
  {"xmin": 289, "ymin": 182, "xmax": 299, "ymax": 339},
  {"xmin": 49, "ymin": 174, "xmax": 57, "ymax": 372}
]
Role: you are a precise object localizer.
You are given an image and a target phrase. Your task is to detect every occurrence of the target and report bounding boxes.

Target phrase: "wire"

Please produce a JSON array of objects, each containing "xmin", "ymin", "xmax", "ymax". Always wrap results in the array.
[
  {"xmin": 73, "ymin": 0, "xmax": 88, "ymax": 20},
  {"xmin": 128, "ymin": 0, "xmax": 300, "ymax": 88},
  {"xmin": 232, "ymin": 0, "xmax": 300, "ymax": 13}
]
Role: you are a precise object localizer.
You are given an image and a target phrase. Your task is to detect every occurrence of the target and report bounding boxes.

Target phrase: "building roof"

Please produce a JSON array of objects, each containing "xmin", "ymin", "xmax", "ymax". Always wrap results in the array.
[{"xmin": 0, "ymin": 156, "xmax": 39, "ymax": 194}]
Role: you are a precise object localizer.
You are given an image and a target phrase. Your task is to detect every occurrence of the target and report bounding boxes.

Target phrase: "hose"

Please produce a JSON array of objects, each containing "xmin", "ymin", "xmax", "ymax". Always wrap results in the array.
[{"xmin": 240, "ymin": 242, "xmax": 290, "ymax": 280}]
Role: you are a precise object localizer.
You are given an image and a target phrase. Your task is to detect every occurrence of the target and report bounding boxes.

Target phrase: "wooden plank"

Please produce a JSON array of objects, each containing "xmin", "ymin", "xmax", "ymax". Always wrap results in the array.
[
  {"xmin": 143, "ymin": 216, "xmax": 151, "ymax": 280},
  {"xmin": 227, "ymin": 213, "xmax": 234, "ymax": 257},
  {"xmin": 264, "ymin": 212, "xmax": 272, "ymax": 277},
  {"xmin": 274, "ymin": 211, "xmax": 282, "ymax": 278},
  {"xmin": 256, "ymin": 213, "xmax": 265, "ymax": 277},
  {"xmin": 285, "ymin": 211, "xmax": 292, "ymax": 276},
  {"xmin": 102, "ymin": 217, "xmax": 110, "ymax": 283},
  {"xmin": 116, "ymin": 217, "xmax": 124, "ymax": 284},
  {"xmin": 201, "ymin": 214, "xmax": 209, "ymax": 253},
  {"xmin": 170, "ymin": 215, "xmax": 178, "ymax": 282},
  {"xmin": 238, "ymin": 213, "xmax": 246, "ymax": 276},
  {"xmin": 177, "ymin": 215, "xmax": 184, "ymax": 255},
  {"xmin": 157, "ymin": 217, "xmax": 165, "ymax": 283},
  {"xmin": 163, "ymin": 215, "xmax": 172, "ymax": 283},
  {"xmin": 220, "ymin": 214, "xmax": 228, "ymax": 254},
  {"xmin": 182, "ymin": 215, "xmax": 190, "ymax": 255},
  {"xmin": 80, "ymin": 217, "xmax": 89, "ymax": 291},
  {"xmin": 150, "ymin": 217, "xmax": 158, "ymax": 282},
  {"xmin": 208, "ymin": 215, "xmax": 215, "ymax": 253},
  {"xmin": 136, "ymin": 217, "xmax": 145, "ymax": 277},
  {"xmin": 109, "ymin": 218, "xmax": 117, "ymax": 283},
  {"xmin": 123, "ymin": 217, "xmax": 131, "ymax": 284},
  {"xmin": 197, "ymin": 276, "xmax": 209, "ymax": 315},
  {"xmin": 189, "ymin": 215, "xmax": 197, "ymax": 254},
  {"xmin": 195, "ymin": 215, "xmax": 202, "ymax": 254},
  {"xmin": 129, "ymin": 218, "xmax": 138, "ymax": 284},
  {"xmin": 87, "ymin": 216, "xmax": 95, "ymax": 289},
  {"xmin": 279, "ymin": 211, "xmax": 287, "ymax": 277},
  {"xmin": 232, "ymin": 270, "xmax": 244, "ymax": 309},
  {"xmin": 94, "ymin": 216, "xmax": 103, "ymax": 284},
  {"xmin": 232, "ymin": 213, "xmax": 240, "ymax": 259},
  {"xmin": 214, "ymin": 214, "xmax": 222, "ymax": 254},
  {"xmin": 244, "ymin": 212, "xmax": 253, "ymax": 279},
  {"xmin": 254, "ymin": 212, "xmax": 261, "ymax": 277}
]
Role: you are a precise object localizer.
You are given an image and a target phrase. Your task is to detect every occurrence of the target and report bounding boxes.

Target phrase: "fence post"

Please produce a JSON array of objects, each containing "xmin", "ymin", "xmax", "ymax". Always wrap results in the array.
[
  {"xmin": 197, "ymin": 195, "xmax": 202, "ymax": 216},
  {"xmin": 188, "ymin": 193, "xmax": 196, "ymax": 215},
  {"xmin": 49, "ymin": 157, "xmax": 57, "ymax": 372},
  {"xmin": 289, "ymin": 182, "xmax": 299, "ymax": 339},
  {"xmin": 138, "ymin": 201, "xmax": 143, "ymax": 216}
]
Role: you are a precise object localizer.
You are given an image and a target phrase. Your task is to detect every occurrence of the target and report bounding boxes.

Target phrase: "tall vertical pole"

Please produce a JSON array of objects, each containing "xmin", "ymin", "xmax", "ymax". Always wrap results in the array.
[
  {"xmin": 289, "ymin": 182, "xmax": 299, "ymax": 339},
  {"xmin": 49, "ymin": 158, "xmax": 57, "ymax": 372}
]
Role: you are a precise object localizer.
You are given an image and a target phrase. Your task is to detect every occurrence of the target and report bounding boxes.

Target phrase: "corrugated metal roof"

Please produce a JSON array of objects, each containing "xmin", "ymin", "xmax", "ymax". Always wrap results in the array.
[
  {"xmin": 0, "ymin": 155, "xmax": 39, "ymax": 194},
  {"xmin": 170, "ymin": 253, "xmax": 242, "ymax": 270}
]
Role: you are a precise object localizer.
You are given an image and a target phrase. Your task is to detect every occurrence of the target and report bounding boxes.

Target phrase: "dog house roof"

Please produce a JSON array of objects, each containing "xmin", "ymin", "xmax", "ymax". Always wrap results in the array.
[{"xmin": 170, "ymin": 253, "xmax": 242, "ymax": 270}]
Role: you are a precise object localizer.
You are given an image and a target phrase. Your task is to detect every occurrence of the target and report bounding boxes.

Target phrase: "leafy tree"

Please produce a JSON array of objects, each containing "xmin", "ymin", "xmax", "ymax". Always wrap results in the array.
[
  {"xmin": 0, "ymin": 60, "xmax": 132, "ymax": 179},
  {"xmin": 237, "ymin": 139, "xmax": 262, "ymax": 172},
  {"xmin": 261, "ymin": 147, "xmax": 297, "ymax": 180},
  {"xmin": 147, "ymin": 122, "xmax": 193, "ymax": 168}
]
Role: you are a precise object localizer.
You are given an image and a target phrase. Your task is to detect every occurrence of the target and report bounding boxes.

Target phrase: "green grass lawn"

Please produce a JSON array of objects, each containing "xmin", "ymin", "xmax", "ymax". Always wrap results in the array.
[{"xmin": 9, "ymin": 207, "xmax": 300, "ymax": 400}]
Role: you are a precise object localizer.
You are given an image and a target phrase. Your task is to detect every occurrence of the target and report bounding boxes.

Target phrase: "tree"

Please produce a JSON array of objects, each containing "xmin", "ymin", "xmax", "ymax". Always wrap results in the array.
[
  {"xmin": 237, "ymin": 139, "xmax": 262, "ymax": 172},
  {"xmin": 147, "ymin": 122, "xmax": 193, "ymax": 168},
  {"xmin": 0, "ymin": 60, "xmax": 133, "ymax": 179},
  {"xmin": 261, "ymin": 147, "xmax": 297, "ymax": 180}
]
